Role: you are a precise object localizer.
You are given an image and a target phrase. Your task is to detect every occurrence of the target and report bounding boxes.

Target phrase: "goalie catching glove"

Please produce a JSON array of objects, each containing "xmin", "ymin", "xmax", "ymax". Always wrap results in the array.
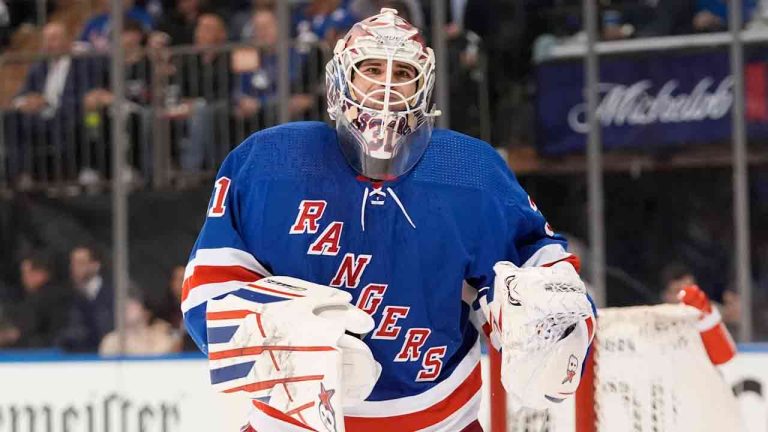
[
  {"xmin": 482, "ymin": 261, "xmax": 595, "ymax": 408},
  {"xmin": 206, "ymin": 277, "xmax": 382, "ymax": 432}
]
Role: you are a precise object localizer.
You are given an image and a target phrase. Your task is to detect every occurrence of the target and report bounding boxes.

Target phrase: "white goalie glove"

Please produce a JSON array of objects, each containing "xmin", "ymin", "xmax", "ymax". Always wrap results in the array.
[
  {"xmin": 482, "ymin": 261, "xmax": 595, "ymax": 409},
  {"xmin": 206, "ymin": 277, "xmax": 382, "ymax": 432}
]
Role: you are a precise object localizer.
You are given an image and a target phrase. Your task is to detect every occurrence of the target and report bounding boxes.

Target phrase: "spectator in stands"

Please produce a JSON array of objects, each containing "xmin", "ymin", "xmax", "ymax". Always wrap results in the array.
[
  {"xmin": 234, "ymin": 8, "xmax": 315, "ymax": 124},
  {"xmin": 156, "ymin": 265, "xmax": 197, "ymax": 351},
  {"xmin": 0, "ymin": 0, "xmax": 11, "ymax": 49},
  {"xmin": 0, "ymin": 251, "xmax": 71, "ymax": 348},
  {"xmin": 83, "ymin": 18, "xmax": 152, "ymax": 182},
  {"xmin": 57, "ymin": 244, "xmax": 113, "ymax": 351},
  {"xmin": 413, "ymin": 1, "xmax": 494, "ymax": 138},
  {"xmin": 0, "ymin": 315, "xmax": 17, "ymax": 347},
  {"xmin": 659, "ymin": 262, "xmax": 697, "ymax": 304},
  {"xmin": 230, "ymin": 0, "xmax": 275, "ymax": 41},
  {"xmin": 693, "ymin": 0, "xmax": 757, "ymax": 32},
  {"xmin": 422, "ymin": 0, "xmax": 503, "ymax": 42},
  {"xmin": 84, "ymin": 18, "xmax": 151, "ymax": 108},
  {"xmin": 446, "ymin": 28, "xmax": 486, "ymax": 139},
  {"xmin": 600, "ymin": 3, "xmax": 650, "ymax": 40},
  {"xmin": 635, "ymin": 0, "xmax": 698, "ymax": 37},
  {"xmin": 637, "ymin": 0, "xmax": 757, "ymax": 37},
  {"xmin": 294, "ymin": 0, "xmax": 358, "ymax": 45},
  {"xmin": 349, "ymin": 0, "xmax": 423, "ymax": 29},
  {"xmin": 156, "ymin": 265, "xmax": 184, "ymax": 326},
  {"xmin": 0, "ymin": 0, "xmax": 46, "ymax": 47},
  {"xmin": 11, "ymin": 21, "xmax": 77, "ymax": 113},
  {"xmin": 80, "ymin": 0, "xmax": 152, "ymax": 51},
  {"xmin": 718, "ymin": 280, "xmax": 768, "ymax": 340},
  {"xmin": 144, "ymin": 0, "xmax": 167, "ymax": 21},
  {"xmin": 151, "ymin": 0, "xmax": 207, "ymax": 47},
  {"xmin": 752, "ymin": 278, "xmax": 768, "ymax": 340},
  {"xmin": 720, "ymin": 288, "xmax": 741, "ymax": 335},
  {"xmin": 99, "ymin": 290, "xmax": 180, "ymax": 355},
  {"xmin": 6, "ymin": 21, "xmax": 86, "ymax": 187},
  {"xmin": 11, "ymin": 21, "xmax": 76, "ymax": 115},
  {"xmin": 164, "ymin": 13, "xmax": 231, "ymax": 174}
]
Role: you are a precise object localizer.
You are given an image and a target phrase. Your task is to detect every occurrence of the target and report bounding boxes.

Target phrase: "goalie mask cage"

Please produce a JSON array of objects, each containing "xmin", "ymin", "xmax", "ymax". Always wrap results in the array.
[{"xmin": 488, "ymin": 304, "xmax": 743, "ymax": 432}]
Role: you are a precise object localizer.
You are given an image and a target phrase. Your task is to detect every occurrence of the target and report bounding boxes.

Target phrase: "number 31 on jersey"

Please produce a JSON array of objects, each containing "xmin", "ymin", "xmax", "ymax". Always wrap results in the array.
[{"xmin": 208, "ymin": 177, "xmax": 231, "ymax": 217}]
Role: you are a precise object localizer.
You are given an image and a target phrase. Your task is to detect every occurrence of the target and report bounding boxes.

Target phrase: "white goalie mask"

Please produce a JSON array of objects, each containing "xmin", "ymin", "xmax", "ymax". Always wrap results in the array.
[{"xmin": 326, "ymin": 8, "xmax": 440, "ymax": 180}]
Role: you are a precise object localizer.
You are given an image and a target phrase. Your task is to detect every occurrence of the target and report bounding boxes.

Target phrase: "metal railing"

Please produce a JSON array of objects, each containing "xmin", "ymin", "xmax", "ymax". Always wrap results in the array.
[
  {"xmin": 536, "ymin": 27, "xmax": 768, "ymax": 61},
  {"xmin": 0, "ymin": 40, "xmax": 329, "ymax": 192},
  {"xmin": 0, "ymin": 40, "xmax": 495, "ymax": 192},
  {"xmin": 0, "ymin": 1, "xmax": 495, "ymax": 358},
  {"xmin": 571, "ymin": 0, "xmax": 755, "ymax": 341}
]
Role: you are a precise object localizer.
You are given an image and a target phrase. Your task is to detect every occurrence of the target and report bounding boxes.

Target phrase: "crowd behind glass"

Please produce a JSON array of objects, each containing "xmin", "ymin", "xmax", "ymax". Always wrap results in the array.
[{"xmin": 0, "ymin": 0, "xmax": 766, "ymax": 354}]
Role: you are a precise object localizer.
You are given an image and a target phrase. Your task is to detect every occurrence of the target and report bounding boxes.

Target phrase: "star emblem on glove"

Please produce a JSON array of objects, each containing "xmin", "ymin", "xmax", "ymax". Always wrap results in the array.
[{"xmin": 318, "ymin": 382, "xmax": 336, "ymax": 412}]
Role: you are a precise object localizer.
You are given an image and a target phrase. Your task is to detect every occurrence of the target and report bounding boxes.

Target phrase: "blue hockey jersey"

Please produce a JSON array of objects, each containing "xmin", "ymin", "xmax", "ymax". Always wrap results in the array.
[{"xmin": 182, "ymin": 121, "xmax": 576, "ymax": 431}]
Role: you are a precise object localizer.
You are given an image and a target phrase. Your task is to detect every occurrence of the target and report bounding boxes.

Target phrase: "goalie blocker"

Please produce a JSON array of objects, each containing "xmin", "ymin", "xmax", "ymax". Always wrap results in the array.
[{"xmin": 205, "ymin": 276, "xmax": 382, "ymax": 432}]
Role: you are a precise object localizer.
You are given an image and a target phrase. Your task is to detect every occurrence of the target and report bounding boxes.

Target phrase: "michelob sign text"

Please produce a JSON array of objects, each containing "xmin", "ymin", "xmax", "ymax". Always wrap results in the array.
[{"xmin": 536, "ymin": 47, "xmax": 768, "ymax": 155}]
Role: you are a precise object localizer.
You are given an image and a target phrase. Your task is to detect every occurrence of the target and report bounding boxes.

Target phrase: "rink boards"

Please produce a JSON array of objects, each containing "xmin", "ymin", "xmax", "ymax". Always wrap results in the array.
[{"xmin": 0, "ymin": 347, "xmax": 765, "ymax": 431}]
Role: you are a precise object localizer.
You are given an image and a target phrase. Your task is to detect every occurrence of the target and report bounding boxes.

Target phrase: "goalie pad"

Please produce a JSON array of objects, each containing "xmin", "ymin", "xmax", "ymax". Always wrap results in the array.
[
  {"xmin": 483, "ymin": 261, "xmax": 595, "ymax": 409},
  {"xmin": 206, "ymin": 276, "xmax": 382, "ymax": 432}
]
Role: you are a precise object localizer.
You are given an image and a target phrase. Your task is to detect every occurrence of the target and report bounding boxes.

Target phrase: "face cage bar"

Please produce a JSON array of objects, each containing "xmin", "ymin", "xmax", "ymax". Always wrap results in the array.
[{"xmin": 338, "ymin": 43, "xmax": 434, "ymax": 117}]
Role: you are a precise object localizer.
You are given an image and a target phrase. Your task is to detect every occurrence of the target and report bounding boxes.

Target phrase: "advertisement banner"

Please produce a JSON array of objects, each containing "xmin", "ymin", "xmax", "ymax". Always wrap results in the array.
[
  {"xmin": 535, "ymin": 47, "xmax": 768, "ymax": 154},
  {"xmin": 0, "ymin": 357, "xmax": 248, "ymax": 432},
  {"xmin": 723, "ymin": 351, "xmax": 768, "ymax": 432},
  {"xmin": 0, "ymin": 351, "xmax": 766, "ymax": 431}
]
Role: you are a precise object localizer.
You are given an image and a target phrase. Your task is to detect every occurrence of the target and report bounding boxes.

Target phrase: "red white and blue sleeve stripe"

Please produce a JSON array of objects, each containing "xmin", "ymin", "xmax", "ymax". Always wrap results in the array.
[
  {"xmin": 182, "ymin": 245, "xmax": 276, "ymax": 354},
  {"xmin": 183, "ymin": 151, "xmax": 298, "ymax": 354}
]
